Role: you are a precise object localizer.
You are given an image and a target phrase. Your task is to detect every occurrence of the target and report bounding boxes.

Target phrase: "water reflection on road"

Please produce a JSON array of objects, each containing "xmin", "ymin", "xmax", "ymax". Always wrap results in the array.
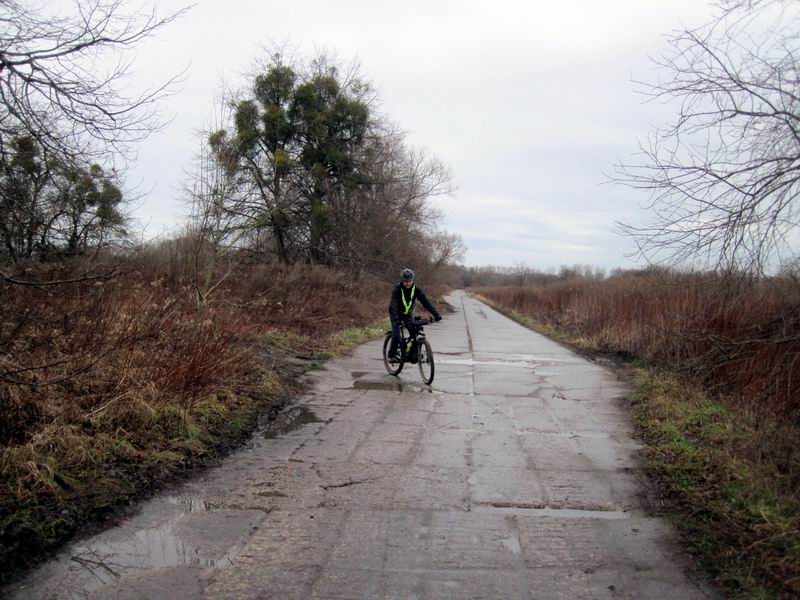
[{"xmin": 68, "ymin": 497, "xmax": 224, "ymax": 591}]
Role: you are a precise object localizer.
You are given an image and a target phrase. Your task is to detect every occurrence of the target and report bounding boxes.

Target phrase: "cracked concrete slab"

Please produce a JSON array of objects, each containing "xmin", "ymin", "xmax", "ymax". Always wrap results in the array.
[{"xmin": 4, "ymin": 291, "xmax": 713, "ymax": 600}]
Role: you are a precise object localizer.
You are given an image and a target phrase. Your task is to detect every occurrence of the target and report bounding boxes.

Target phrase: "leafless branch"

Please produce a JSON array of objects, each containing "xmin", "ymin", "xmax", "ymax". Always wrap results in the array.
[
  {"xmin": 613, "ymin": 1, "xmax": 800, "ymax": 272},
  {"xmin": 0, "ymin": 0, "xmax": 190, "ymax": 169}
]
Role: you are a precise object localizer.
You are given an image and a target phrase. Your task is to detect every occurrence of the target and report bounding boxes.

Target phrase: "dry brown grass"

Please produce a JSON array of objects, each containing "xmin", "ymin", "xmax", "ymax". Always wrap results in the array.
[{"xmin": 0, "ymin": 254, "xmax": 388, "ymax": 581}]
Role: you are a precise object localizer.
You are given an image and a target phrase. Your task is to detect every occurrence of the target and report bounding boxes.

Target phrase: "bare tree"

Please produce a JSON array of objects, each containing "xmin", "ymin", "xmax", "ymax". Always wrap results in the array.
[
  {"xmin": 338, "ymin": 131, "xmax": 454, "ymax": 278},
  {"xmin": 183, "ymin": 97, "xmax": 252, "ymax": 308},
  {"xmin": 614, "ymin": 0, "xmax": 800, "ymax": 272},
  {"xmin": 206, "ymin": 48, "xmax": 457, "ymax": 276},
  {"xmin": 0, "ymin": 0, "xmax": 188, "ymax": 169},
  {"xmin": 422, "ymin": 231, "xmax": 465, "ymax": 272}
]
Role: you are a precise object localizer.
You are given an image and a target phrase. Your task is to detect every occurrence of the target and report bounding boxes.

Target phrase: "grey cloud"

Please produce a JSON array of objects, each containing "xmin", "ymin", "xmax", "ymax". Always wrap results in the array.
[{"xmin": 123, "ymin": 0, "xmax": 712, "ymax": 268}]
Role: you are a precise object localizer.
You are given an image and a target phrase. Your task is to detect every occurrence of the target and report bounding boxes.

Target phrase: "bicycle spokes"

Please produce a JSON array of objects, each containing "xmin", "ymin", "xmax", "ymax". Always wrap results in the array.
[{"xmin": 418, "ymin": 338, "xmax": 434, "ymax": 384}]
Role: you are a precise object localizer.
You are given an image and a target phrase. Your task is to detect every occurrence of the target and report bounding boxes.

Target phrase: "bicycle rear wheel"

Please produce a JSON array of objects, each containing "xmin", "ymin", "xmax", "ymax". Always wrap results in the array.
[
  {"xmin": 383, "ymin": 333, "xmax": 403, "ymax": 375},
  {"xmin": 418, "ymin": 338, "xmax": 434, "ymax": 384}
]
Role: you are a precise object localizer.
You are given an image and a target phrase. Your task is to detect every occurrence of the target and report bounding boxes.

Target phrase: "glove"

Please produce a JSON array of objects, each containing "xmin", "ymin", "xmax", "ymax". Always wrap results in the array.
[{"xmin": 434, "ymin": 315, "xmax": 442, "ymax": 322}]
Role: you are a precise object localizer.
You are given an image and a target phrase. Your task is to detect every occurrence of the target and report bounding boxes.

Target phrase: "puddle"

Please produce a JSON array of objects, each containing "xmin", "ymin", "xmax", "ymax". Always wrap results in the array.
[
  {"xmin": 507, "ymin": 354, "xmax": 571, "ymax": 363},
  {"xmin": 72, "ymin": 520, "xmax": 214, "ymax": 579},
  {"xmin": 437, "ymin": 354, "xmax": 571, "ymax": 368},
  {"xmin": 352, "ymin": 380, "xmax": 404, "ymax": 392},
  {"xmin": 437, "ymin": 358, "xmax": 537, "ymax": 369},
  {"xmin": 263, "ymin": 406, "xmax": 326, "ymax": 439},
  {"xmin": 351, "ymin": 380, "xmax": 439, "ymax": 394},
  {"xmin": 171, "ymin": 496, "xmax": 219, "ymax": 512},
  {"xmin": 61, "ymin": 496, "xmax": 256, "ymax": 596}
]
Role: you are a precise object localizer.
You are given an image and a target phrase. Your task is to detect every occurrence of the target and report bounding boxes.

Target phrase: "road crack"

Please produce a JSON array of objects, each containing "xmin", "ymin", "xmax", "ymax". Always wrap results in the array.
[{"xmin": 319, "ymin": 478, "xmax": 376, "ymax": 490}]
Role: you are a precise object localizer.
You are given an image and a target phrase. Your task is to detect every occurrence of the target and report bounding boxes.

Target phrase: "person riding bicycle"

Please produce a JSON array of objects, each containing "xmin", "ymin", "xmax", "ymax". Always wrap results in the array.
[{"xmin": 388, "ymin": 268, "xmax": 442, "ymax": 362}]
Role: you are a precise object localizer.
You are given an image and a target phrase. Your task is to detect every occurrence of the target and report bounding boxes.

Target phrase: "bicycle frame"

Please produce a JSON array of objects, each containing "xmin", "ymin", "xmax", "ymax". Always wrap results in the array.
[
  {"xmin": 383, "ymin": 317, "xmax": 435, "ymax": 384},
  {"xmin": 397, "ymin": 319, "xmax": 428, "ymax": 362}
]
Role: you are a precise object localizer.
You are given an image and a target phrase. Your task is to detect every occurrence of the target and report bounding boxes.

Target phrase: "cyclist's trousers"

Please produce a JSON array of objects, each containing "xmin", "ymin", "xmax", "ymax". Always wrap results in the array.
[{"xmin": 389, "ymin": 314, "xmax": 415, "ymax": 355}]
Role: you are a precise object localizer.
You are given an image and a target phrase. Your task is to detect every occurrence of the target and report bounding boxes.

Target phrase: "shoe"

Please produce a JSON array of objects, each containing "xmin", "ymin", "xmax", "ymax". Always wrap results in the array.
[{"xmin": 389, "ymin": 352, "xmax": 402, "ymax": 363}]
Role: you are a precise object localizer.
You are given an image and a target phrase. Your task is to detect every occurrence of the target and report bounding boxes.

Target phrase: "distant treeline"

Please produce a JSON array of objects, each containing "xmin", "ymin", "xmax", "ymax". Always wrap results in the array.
[{"xmin": 454, "ymin": 264, "xmax": 633, "ymax": 288}]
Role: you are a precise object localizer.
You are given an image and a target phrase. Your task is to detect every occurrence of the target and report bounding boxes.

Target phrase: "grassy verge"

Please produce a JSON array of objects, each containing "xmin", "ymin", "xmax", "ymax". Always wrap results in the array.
[
  {"xmin": 0, "ymin": 321, "xmax": 388, "ymax": 584},
  {"xmin": 259, "ymin": 319, "xmax": 389, "ymax": 358},
  {"xmin": 0, "ymin": 307, "xmax": 393, "ymax": 584},
  {"xmin": 631, "ymin": 370, "xmax": 799, "ymax": 599},
  {"xmin": 474, "ymin": 292, "xmax": 800, "ymax": 599}
]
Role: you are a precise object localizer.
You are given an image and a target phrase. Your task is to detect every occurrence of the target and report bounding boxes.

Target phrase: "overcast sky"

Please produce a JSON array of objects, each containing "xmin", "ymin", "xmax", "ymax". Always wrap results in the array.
[{"xmin": 125, "ymin": 0, "xmax": 714, "ymax": 270}]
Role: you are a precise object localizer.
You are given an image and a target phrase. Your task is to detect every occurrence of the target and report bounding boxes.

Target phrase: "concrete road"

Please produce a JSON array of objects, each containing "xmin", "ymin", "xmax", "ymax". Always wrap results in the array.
[{"xmin": 6, "ymin": 291, "xmax": 712, "ymax": 599}]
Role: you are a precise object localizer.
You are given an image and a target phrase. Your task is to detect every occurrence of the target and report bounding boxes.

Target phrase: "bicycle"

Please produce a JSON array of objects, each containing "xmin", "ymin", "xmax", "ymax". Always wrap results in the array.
[{"xmin": 382, "ymin": 317, "xmax": 435, "ymax": 384}]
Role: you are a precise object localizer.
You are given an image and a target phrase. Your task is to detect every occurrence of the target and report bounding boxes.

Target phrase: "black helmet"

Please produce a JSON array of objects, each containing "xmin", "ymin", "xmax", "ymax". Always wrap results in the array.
[{"xmin": 400, "ymin": 268, "xmax": 415, "ymax": 281}]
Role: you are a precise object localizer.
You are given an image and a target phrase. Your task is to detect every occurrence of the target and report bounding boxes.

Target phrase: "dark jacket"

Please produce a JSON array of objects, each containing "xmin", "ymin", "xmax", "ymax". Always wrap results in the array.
[{"xmin": 389, "ymin": 283, "xmax": 440, "ymax": 322}]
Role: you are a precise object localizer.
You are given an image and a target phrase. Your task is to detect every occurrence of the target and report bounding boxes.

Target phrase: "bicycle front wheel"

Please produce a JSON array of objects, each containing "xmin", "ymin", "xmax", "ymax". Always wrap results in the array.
[
  {"xmin": 418, "ymin": 338, "xmax": 434, "ymax": 384},
  {"xmin": 383, "ymin": 333, "xmax": 403, "ymax": 375}
]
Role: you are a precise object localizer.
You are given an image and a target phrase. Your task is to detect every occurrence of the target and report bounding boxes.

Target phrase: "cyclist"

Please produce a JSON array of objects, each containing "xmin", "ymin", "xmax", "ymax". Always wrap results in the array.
[{"xmin": 388, "ymin": 268, "xmax": 442, "ymax": 362}]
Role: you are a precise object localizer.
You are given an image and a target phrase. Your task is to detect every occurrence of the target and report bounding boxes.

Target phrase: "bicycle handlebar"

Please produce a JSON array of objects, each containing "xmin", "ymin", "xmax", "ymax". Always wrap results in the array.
[
  {"xmin": 411, "ymin": 317, "xmax": 433, "ymax": 326},
  {"xmin": 393, "ymin": 317, "xmax": 438, "ymax": 329}
]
